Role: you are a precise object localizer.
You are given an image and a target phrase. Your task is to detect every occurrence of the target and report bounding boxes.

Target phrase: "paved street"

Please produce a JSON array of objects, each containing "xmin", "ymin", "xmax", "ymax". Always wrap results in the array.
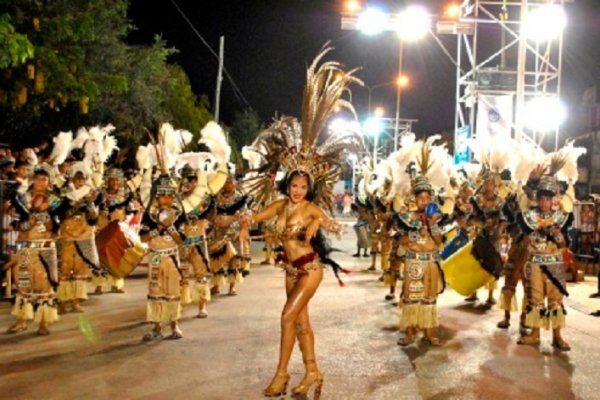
[{"xmin": 2, "ymin": 217, "xmax": 600, "ymax": 400}]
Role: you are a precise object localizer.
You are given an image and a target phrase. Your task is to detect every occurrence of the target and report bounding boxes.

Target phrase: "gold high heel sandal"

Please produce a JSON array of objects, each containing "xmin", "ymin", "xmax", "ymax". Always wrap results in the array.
[
  {"xmin": 291, "ymin": 370, "xmax": 324, "ymax": 400},
  {"xmin": 263, "ymin": 372, "xmax": 289, "ymax": 397}
]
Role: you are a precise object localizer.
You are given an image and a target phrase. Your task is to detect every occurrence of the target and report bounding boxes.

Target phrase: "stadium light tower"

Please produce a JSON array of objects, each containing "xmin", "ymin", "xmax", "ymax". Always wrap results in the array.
[{"xmin": 437, "ymin": 0, "xmax": 573, "ymax": 154}]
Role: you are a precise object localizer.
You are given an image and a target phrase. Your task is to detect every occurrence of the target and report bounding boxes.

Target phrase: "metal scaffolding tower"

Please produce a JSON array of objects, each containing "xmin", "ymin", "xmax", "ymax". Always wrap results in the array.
[{"xmin": 439, "ymin": 0, "xmax": 573, "ymax": 152}]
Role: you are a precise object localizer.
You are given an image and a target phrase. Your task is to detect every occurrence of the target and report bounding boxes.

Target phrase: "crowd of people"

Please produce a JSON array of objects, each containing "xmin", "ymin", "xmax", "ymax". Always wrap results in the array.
[{"xmin": 1, "ymin": 47, "xmax": 598, "ymax": 399}]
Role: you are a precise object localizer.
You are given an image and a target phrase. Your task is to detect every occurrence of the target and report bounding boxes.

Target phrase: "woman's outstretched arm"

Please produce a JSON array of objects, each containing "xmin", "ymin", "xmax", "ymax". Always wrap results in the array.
[{"xmin": 239, "ymin": 199, "xmax": 285, "ymax": 242}]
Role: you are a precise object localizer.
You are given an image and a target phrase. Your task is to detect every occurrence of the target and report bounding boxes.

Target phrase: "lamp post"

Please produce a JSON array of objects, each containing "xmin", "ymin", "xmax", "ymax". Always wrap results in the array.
[
  {"xmin": 342, "ymin": 3, "xmax": 430, "ymax": 150},
  {"xmin": 365, "ymin": 81, "xmax": 394, "ymax": 116}
]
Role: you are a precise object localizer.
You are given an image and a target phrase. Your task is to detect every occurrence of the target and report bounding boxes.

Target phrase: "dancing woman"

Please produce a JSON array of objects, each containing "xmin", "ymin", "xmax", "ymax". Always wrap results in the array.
[{"xmin": 240, "ymin": 45, "xmax": 362, "ymax": 399}]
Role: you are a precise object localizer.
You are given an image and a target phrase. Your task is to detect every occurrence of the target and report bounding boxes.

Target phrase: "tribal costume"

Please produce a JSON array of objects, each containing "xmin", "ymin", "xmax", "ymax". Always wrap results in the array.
[
  {"xmin": 55, "ymin": 166, "xmax": 101, "ymax": 313},
  {"xmin": 207, "ymin": 178, "xmax": 250, "ymax": 294},
  {"xmin": 519, "ymin": 208, "xmax": 572, "ymax": 330},
  {"xmin": 94, "ymin": 167, "xmax": 134, "ymax": 293},
  {"xmin": 395, "ymin": 207, "xmax": 445, "ymax": 333},
  {"xmin": 141, "ymin": 201, "xmax": 184, "ymax": 325},
  {"xmin": 7, "ymin": 169, "xmax": 62, "ymax": 334}
]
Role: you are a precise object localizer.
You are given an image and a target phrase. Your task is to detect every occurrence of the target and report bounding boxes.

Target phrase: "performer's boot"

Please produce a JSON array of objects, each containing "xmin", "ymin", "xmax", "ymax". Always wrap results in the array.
[
  {"xmin": 58, "ymin": 301, "xmax": 69, "ymax": 315},
  {"xmin": 143, "ymin": 322, "xmax": 163, "ymax": 341},
  {"xmin": 228, "ymin": 282, "xmax": 237, "ymax": 296},
  {"xmin": 423, "ymin": 327, "xmax": 440, "ymax": 346},
  {"xmin": 6, "ymin": 318, "xmax": 27, "ymax": 334},
  {"xmin": 518, "ymin": 327, "xmax": 540, "ymax": 346},
  {"xmin": 519, "ymin": 312, "xmax": 528, "ymax": 329},
  {"xmin": 397, "ymin": 326, "xmax": 415, "ymax": 346},
  {"xmin": 368, "ymin": 253, "xmax": 377, "ymax": 271},
  {"xmin": 352, "ymin": 245, "xmax": 360, "ymax": 257},
  {"xmin": 169, "ymin": 321, "xmax": 183, "ymax": 339},
  {"xmin": 497, "ymin": 310, "xmax": 511, "ymax": 329},
  {"xmin": 465, "ymin": 292, "xmax": 478, "ymax": 302},
  {"xmin": 197, "ymin": 300, "xmax": 208, "ymax": 318},
  {"xmin": 385, "ymin": 283, "xmax": 396, "ymax": 301},
  {"xmin": 552, "ymin": 328, "xmax": 570, "ymax": 351},
  {"xmin": 37, "ymin": 318, "xmax": 50, "ymax": 336},
  {"xmin": 111, "ymin": 286, "xmax": 125, "ymax": 294},
  {"xmin": 72, "ymin": 299, "xmax": 84, "ymax": 313},
  {"xmin": 486, "ymin": 288, "xmax": 496, "ymax": 305}
]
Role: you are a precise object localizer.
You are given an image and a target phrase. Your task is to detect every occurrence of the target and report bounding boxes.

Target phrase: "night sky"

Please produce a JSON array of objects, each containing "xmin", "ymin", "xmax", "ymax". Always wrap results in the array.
[{"xmin": 127, "ymin": 0, "xmax": 600, "ymax": 135}]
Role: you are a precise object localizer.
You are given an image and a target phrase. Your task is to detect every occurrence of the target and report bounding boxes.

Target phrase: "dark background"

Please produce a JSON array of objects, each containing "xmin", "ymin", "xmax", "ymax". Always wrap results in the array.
[{"xmin": 127, "ymin": 0, "xmax": 600, "ymax": 135}]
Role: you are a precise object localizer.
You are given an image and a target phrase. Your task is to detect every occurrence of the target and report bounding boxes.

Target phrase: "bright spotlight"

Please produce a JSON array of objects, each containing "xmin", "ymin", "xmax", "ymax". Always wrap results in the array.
[
  {"xmin": 395, "ymin": 6, "xmax": 431, "ymax": 41},
  {"xmin": 330, "ymin": 118, "xmax": 360, "ymax": 135},
  {"xmin": 363, "ymin": 116, "xmax": 384, "ymax": 137},
  {"xmin": 357, "ymin": 8, "xmax": 387, "ymax": 36},
  {"xmin": 345, "ymin": 0, "xmax": 361, "ymax": 14},
  {"xmin": 524, "ymin": 97, "xmax": 567, "ymax": 132},
  {"xmin": 524, "ymin": 5, "xmax": 566, "ymax": 41}
]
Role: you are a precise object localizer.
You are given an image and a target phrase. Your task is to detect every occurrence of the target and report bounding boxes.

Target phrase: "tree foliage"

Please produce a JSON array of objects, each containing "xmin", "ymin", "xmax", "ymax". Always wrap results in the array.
[
  {"xmin": 0, "ymin": 0, "xmax": 212, "ymax": 152},
  {"xmin": 0, "ymin": 13, "xmax": 34, "ymax": 69}
]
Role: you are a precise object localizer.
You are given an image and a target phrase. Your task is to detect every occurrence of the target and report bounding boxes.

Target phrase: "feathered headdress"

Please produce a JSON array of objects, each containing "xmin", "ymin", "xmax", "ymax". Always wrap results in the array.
[{"xmin": 243, "ymin": 44, "xmax": 364, "ymax": 212}]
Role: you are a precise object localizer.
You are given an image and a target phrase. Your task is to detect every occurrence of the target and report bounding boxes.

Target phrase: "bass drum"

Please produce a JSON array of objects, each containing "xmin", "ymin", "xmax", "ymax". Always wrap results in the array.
[
  {"xmin": 353, "ymin": 221, "xmax": 370, "ymax": 249},
  {"xmin": 442, "ymin": 241, "xmax": 494, "ymax": 296},
  {"xmin": 95, "ymin": 221, "xmax": 146, "ymax": 279}
]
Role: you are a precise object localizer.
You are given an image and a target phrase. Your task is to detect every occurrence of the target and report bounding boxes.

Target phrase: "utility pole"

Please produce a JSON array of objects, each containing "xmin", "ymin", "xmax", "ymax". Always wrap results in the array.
[{"xmin": 214, "ymin": 36, "xmax": 225, "ymax": 123}]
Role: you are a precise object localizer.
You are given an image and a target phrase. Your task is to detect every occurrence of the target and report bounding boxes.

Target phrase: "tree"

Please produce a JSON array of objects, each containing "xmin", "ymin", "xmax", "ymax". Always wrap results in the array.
[
  {"xmin": 0, "ymin": 13, "xmax": 34, "ymax": 69},
  {"xmin": 0, "ymin": 1, "xmax": 213, "ymax": 151}
]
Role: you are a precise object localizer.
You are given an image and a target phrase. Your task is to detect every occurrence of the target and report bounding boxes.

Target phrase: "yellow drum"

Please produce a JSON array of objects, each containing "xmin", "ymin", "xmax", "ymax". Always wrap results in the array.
[{"xmin": 442, "ymin": 241, "xmax": 494, "ymax": 296}]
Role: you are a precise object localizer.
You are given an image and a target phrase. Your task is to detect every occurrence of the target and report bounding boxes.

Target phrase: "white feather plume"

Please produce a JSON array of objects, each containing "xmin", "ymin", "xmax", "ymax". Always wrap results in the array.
[
  {"xmin": 241, "ymin": 145, "xmax": 264, "ymax": 169},
  {"xmin": 367, "ymin": 159, "xmax": 392, "ymax": 195},
  {"xmin": 136, "ymin": 145, "xmax": 153, "ymax": 170},
  {"xmin": 199, "ymin": 121, "xmax": 231, "ymax": 165},
  {"xmin": 71, "ymin": 127, "xmax": 90, "ymax": 150},
  {"xmin": 174, "ymin": 152, "xmax": 217, "ymax": 173},
  {"xmin": 160, "ymin": 122, "xmax": 192, "ymax": 155},
  {"xmin": 101, "ymin": 135, "xmax": 119, "ymax": 163},
  {"xmin": 511, "ymin": 140, "xmax": 546, "ymax": 184},
  {"xmin": 49, "ymin": 131, "xmax": 73, "ymax": 165},
  {"xmin": 557, "ymin": 140, "xmax": 587, "ymax": 183}
]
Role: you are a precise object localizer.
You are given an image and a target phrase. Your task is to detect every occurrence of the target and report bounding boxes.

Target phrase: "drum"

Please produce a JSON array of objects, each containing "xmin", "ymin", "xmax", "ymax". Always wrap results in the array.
[
  {"xmin": 442, "ymin": 240, "xmax": 494, "ymax": 296},
  {"xmin": 95, "ymin": 221, "xmax": 146, "ymax": 278},
  {"xmin": 353, "ymin": 221, "xmax": 370, "ymax": 248}
]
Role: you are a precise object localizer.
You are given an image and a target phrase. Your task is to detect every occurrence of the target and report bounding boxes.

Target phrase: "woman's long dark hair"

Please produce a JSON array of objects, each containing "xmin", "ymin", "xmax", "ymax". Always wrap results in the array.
[{"xmin": 310, "ymin": 228, "xmax": 349, "ymax": 286}]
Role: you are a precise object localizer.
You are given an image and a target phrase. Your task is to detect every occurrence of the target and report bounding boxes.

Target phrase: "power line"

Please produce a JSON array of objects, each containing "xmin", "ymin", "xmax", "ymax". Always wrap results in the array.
[{"xmin": 169, "ymin": 0, "xmax": 251, "ymax": 110}]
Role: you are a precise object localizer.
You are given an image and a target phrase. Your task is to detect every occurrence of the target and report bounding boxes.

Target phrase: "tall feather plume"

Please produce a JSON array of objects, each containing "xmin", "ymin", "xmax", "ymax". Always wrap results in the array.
[
  {"xmin": 199, "ymin": 121, "xmax": 231, "ymax": 165},
  {"xmin": 546, "ymin": 151, "xmax": 567, "ymax": 177},
  {"xmin": 71, "ymin": 127, "xmax": 90, "ymax": 150},
  {"xmin": 101, "ymin": 134, "xmax": 119, "ymax": 163},
  {"xmin": 300, "ymin": 43, "xmax": 362, "ymax": 153},
  {"xmin": 48, "ymin": 131, "xmax": 73, "ymax": 165},
  {"xmin": 556, "ymin": 140, "xmax": 587, "ymax": 183},
  {"xmin": 511, "ymin": 139, "xmax": 546, "ymax": 184}
]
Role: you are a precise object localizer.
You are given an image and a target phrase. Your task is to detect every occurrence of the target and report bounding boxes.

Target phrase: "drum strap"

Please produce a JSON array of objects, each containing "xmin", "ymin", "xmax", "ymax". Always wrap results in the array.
[
  {"xmin": 74, "ymin": 240, "xmax": 101, "ymax": 272},
  {"xmin": 37, "ymin": 251, "xmax": 58, "ymax": 289},
  {"xmin": 540, "ymin": 264, "xmax": 569, "ymax": 297}
]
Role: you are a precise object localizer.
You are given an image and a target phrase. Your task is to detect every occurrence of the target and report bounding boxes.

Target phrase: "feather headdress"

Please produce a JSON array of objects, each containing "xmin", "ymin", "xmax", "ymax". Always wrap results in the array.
[{"xmin": 243, "ymin": 45, "xmax": 364, "ymax": 212}]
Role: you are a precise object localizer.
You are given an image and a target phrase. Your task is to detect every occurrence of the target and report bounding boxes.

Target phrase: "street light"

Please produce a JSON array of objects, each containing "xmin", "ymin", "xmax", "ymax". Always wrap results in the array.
[
  {"xmin": 394, "ymin": 6, "xmax": 431, "ymax": 42},
  {"xmin": 363, "ymin": 114, "xmax": 385, "ymax": 165},
  {"xmin": 524, "ymin": 5, "xmax": 567, "ymax": 42},
  {"xmin": 365, "ymin": 81, "xmax": 393, "ymax": 115},
  {"xmin": 524, "ymin": 97, "xmax": 567, "ymax": 133}
]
